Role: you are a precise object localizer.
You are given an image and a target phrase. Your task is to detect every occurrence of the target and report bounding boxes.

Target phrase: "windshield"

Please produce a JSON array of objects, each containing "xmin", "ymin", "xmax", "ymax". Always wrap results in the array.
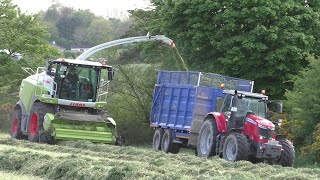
[
  {"xmin": 236, "ymin": 97, "xmax": 266, "ymax": 118},
  {"xmin": 54, "ymin": 64, "xmax": 99, "ymax": 102}
]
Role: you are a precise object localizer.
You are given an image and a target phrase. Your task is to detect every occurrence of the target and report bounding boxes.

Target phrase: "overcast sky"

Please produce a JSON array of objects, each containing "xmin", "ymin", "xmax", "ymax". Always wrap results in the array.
[{"xmin": 12, "ymin": 0, "xmax": 151, "ymax": 19}]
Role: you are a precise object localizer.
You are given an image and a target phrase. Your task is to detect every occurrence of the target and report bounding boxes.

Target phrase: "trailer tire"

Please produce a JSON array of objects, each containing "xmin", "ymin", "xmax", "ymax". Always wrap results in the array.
[
  {"xmin": 153, "ymin": 128, "xmax": 164, "ymax": 150},
  {"xmin": 223, "ymin": 133, "xmax": 249, "ymax": 162},
  {"xmin": 197, "ymin": 118, "xmax": 218, "ymax": 157},
  {"xmin": 11, "ymin": 108, "xmax": 24, "ymax": 139},
  {"xmin": 161, "ymin": 129, "xmax": 180, "ymax": 154},
  {"xmin": 277, "ymin": 139, "xmax": 295, "ymax": 167},
  {"xmin": 28, "ymin": 102, "xmax": 54, "ymax": 143}
]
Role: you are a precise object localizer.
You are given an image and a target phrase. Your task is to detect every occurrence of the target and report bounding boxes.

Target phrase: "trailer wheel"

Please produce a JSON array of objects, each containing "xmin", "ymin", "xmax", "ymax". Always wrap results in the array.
[
  {"xmin": 11, "ymin": 108, "xmax": 24, "ymax": 139},
  {"xmin": 276, "ymin": 139, "xmax": 295, "ymax": 167},
  {"xmin": 197, "ymin": 118, "xmax": 218, "ymax": 157},
  {"xmin": 28, "ymin": 102, "xmax": 54, "ymax": 143},
  {"xmin": 153, "ymin": 128, "xmax": 164, "ymax": 150},
  {"xmin": 223, "ymin": 133, "xmax": 249, "ymax": 162},
  {"xmin": 161, "ymin": 129, "xmax": 180, "ymax": 154}
]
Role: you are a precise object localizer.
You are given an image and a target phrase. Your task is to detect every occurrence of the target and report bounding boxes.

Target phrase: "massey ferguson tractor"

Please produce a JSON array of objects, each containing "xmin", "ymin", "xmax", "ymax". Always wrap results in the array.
[{"xmin": 150, "ymin": 71, "xmax": 295, "ymax": 166}]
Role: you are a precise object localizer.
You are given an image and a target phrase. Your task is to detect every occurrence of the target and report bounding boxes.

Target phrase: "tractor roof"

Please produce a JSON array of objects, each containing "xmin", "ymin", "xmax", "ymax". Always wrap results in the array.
[
  {"xmin": 53, "ymin": 58, "xmax": 112, "ymax": 68},
  {"xmin": 223, "ymin": 90, "xmax": 268, "ymax": 100}
]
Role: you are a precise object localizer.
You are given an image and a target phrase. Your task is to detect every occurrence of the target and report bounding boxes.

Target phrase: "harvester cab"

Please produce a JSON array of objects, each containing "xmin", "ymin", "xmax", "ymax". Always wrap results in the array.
[{"xmin": 11, "ymin": 58, "xmax": 119, "ymax": 144}]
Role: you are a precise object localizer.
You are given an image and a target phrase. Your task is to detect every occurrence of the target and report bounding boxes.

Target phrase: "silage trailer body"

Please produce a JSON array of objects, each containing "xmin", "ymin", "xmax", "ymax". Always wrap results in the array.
[{"xmin": 150, "ymin": 71, "xmax": 253, "ymax": 145}]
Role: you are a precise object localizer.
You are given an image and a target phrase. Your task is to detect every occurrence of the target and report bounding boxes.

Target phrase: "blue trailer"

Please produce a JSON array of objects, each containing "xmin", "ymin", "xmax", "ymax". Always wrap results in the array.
[{"xmin": 150, "ymin": 70, "xmax": 254, "ymax": 153}]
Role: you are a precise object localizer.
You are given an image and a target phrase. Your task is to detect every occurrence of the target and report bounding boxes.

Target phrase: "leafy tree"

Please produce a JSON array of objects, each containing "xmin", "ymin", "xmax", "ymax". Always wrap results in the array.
[
  {"xmin": 131, "ymin": 0, "xmax": 320, "ymax": 99},
  {"xmin": 0, "ymin": 0, "xmax": 61, "ymax": 132},
  {"xmin": 285, "ymin": 55, "xmax": 320, "ymax": 146},
  {"xmin": 107, "ymin": 64, "xmax": 158, "ymax": 144},
  {"xmin": 0, "ymin": 0, "xmax": 59, "ymax": 58}
]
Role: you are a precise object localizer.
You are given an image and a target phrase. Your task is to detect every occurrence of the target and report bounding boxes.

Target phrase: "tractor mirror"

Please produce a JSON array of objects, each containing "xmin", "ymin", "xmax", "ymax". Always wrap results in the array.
[{"xmin": 276, "ymin": 102, "xmax": 283, "ymax": 114}]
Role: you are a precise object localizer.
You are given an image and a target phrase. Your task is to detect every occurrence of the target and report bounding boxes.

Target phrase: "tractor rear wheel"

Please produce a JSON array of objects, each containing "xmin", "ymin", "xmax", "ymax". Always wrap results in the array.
[
  {"xmin": 277, "ymin": 139, "xmax": 295, "ymax": 167},
  {"xmin": 223, "ymin": 133, "xmax": 249, "ymax": 162},
  {"xmin": 11, "ymin": 108, "xmax": 24, "ymax": 139},
  {"xmin": 197, "ymin": 118, "xmax": 218, "ymax": 157},
  {"xmin": 161, "ymin": 129, "xmax": 180, "ymax": 154},
  {"xmin": 28, "ymin": 102, "xmax": 54, "ymax": 143},
  {"xmin": 153, "ymin": 128, "xmax": 164, "ymax": 150}
]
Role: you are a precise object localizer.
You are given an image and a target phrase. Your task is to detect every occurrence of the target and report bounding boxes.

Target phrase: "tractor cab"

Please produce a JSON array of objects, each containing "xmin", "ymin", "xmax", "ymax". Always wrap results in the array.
[
  {"xmin": 221, "ymin": 90, "xmax": 269, "ymax": 130},
  {"xmin": 44, "ymin": 59, "xmax": 114, "ymax": 102}
]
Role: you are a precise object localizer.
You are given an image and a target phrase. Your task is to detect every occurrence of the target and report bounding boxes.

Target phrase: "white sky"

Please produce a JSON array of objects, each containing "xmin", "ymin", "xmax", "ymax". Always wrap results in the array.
[{"xmin": 12, "ymin": 0, "xmax": 152, "ymax": 19}]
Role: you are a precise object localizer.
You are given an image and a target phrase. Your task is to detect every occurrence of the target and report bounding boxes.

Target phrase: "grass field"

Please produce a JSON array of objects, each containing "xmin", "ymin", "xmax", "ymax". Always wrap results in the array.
[{"xmin": 0, "ymin": 133, "xmax": 319, "ymax": 180}]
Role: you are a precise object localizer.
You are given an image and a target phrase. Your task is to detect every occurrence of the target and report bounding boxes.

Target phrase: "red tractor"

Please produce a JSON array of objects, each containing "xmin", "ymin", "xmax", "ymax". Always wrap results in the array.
[{"xmin": 196, "ymin": 90, "xmax": 295, "ymax": 166}]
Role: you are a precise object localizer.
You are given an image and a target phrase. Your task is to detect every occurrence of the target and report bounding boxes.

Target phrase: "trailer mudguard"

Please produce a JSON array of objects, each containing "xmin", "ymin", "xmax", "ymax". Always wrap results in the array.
[{"xmin": 207, "ymin": 112, "xmax": 227, "ymax": 133}]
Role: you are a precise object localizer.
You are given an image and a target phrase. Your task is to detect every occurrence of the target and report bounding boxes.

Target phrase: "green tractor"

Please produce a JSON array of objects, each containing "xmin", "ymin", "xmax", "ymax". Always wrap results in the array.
[{"xmin": 11, "ymin": 58, "xmax": 120, "ymax": 144}]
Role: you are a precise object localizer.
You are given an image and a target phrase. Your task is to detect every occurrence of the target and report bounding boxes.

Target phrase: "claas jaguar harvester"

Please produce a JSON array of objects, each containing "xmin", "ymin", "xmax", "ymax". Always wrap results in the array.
[
  {"xmin": 11, "ymin": 59, "xmax": 119, "ymax": 144},
  {"xmin": 150, "ymin": 71, "xmax": 295, "ymax": 166},
  {"xmin": 11, "ymin": 34, "xmax": 185, "ymax": 144}
]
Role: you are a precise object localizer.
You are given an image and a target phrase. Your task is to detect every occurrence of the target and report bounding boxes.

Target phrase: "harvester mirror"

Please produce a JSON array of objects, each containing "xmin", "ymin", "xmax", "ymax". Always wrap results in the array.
[
  {"xmin": 107, "ymin": 68, "xmax": 114, "ymax": 81},
  {"xmin": 45, "ymin": 60, "xmax": 52, "ymax": 75},
  {"xmin": 276, "ymin": 102, "xmax": 283, "ymax": 114}
]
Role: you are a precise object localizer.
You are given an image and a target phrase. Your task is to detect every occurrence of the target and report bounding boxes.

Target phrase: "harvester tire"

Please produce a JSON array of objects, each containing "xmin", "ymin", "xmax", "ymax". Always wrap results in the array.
[
  {"xmin": 11, "ymin": 108, "xmax": 24, "ymax": 139},
  {"xmin": 153, "ymin": 128, "xmax": 164, "ymax": 150},
  {"xmin": 161, "ymin": 129, "xmax": 180, "ymax": 154},
  {"xmin": 223, "ymin": 133, "xmax": 249, "ymax": 162},
  {"xmin": 28, "ymin": 102, "xmax": 54, "ymax": 143},
  {"xmin": 277, "ymin": 139, "xmax": 295, "ymax": 167},
  {"xmin": 197, "ymin": 118, "xmax": 218, "ymax": 158}
]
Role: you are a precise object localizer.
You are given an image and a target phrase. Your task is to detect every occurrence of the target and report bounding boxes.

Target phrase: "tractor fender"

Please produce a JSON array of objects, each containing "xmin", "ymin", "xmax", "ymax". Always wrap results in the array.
[
  {"xmin": 15, "ymin": 100, "xmax": 29, "ymax": 133},
  {"xmin": 16, "ymin": 100, "xmax": 27, "ymax": 116},
  {"xmin": 206, "ymin": 112, "xmax": 227, "ymax": 133}
]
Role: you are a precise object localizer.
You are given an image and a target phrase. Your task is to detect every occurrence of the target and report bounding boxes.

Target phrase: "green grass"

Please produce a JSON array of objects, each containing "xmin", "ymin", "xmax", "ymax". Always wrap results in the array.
[
  {"xmin": 0, "ymin": 133, "xmax": 319, "ymax": 180},
  {"xmin": 0, "ymin": 171, "xmax": 43, "ymax": 180}
]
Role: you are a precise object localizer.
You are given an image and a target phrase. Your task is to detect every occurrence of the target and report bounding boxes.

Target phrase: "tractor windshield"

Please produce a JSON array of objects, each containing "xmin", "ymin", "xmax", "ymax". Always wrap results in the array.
[
  {"xmin": 54, "ymin": 64, "xmax": 99, "ymax": 102},
  {"xmin": 236, "ymin": 97, "xmax": 266, "ymax": 118}
]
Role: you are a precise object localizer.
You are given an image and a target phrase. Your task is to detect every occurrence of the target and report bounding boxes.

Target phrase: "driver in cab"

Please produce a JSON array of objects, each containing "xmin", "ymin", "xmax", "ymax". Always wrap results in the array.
[{"xmin": 65, "ymin": 66, "xmax": 79, "ymax": 84}]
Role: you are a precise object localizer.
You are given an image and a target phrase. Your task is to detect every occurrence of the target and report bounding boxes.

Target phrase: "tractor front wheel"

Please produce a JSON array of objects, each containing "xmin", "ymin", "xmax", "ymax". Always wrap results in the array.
[
  {"xmin": 277, "ymin": 139, "xmax": 295, "ymax": 167},
  {"xmin": 28, "ymin": 102, "xmax": 54, "ymax": 143},
  {"xmin": 223, "ymin": 133, "xmax": 249, "ymax": 162},
  {"xmin": 152, "ymin": 128, "xmax": 164, "ymax": 150},
  {"xmin": 197, "ymin": 118, "xmax": 218, "ymax": 157}
]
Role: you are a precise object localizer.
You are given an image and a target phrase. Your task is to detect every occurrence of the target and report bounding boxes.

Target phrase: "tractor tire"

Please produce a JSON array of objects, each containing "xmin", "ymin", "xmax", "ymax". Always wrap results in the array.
[
  {"xmin": 28, "ymin": 102, "xmax": 54, "ymax": 143},
  {"xmin": 277, "ymin": 139, "xmax": 295, "ymax": 167},
  {"xmin": 197, "ymin": 118, "xmax": 218, "ymax": 158},
  {"xmin": 161, "ymin": 129, "xmax": 180, "ymax": 154},
  {"xmin": 153, "ymin": 128, "xmax": 164, "ymax": 150},
  {"xmin": 223, "ymin": 133, "xmax": 249, "ymax": 162},
  {"xmin": 11, "ymin": 108, "xmax": 24, "ymax": 139}
]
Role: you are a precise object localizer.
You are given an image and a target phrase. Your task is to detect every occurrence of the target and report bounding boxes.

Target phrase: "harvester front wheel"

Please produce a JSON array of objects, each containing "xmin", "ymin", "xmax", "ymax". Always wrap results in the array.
[
  {"xmin": 223, "ymin": 133, "xmax": 249, "ymax": 162},
  {"xmin": 11, "ymin": 108, "xmax": 24, "ymax": 139},
  {"xmin": 277, "ymin": 139, "xmax": 295, "ymax": 167},
  {"xmin": 153, "ymin": 128, "xmax": 164, "ymax": 150},
  {"xmin": 161, "ymin": 129, "xmax": 180, "ymax": 154},
  {"xmin": 197, "ymin": 118, "xmax": 218, "ymax": 157},
  {"xmin": 28, "ymin": 102, "xmax": 54, "ymax": 143}
]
